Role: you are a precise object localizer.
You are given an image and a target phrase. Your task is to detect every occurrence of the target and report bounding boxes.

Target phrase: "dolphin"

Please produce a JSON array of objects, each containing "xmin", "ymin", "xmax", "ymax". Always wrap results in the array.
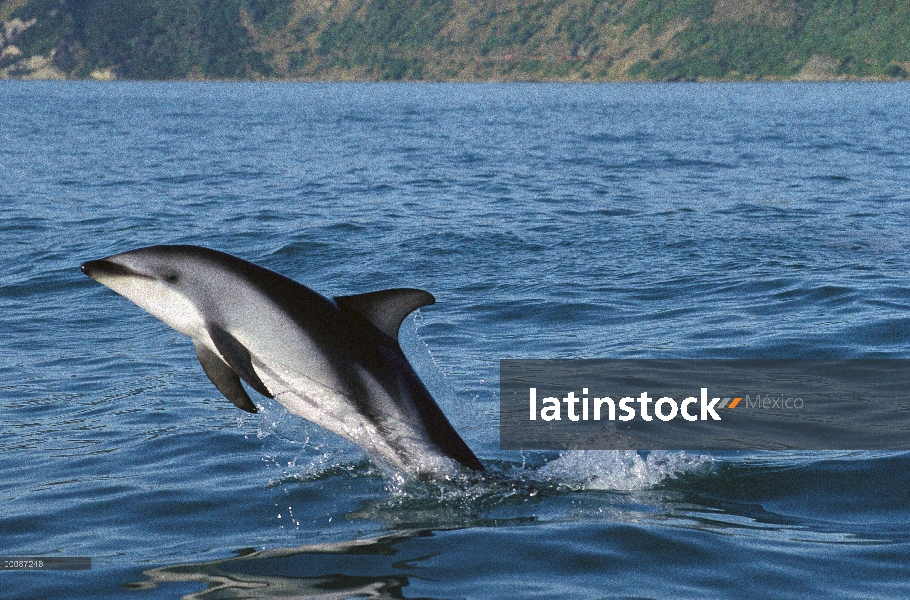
[{"xmin": 81, "ymin": 245, "xmax": 483, "ymax": 476}]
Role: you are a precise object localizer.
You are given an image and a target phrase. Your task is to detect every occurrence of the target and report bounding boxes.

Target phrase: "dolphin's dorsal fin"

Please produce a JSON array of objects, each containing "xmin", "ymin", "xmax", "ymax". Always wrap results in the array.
[{"xmin": 334, "ymin": 288, "xmax": 435, "ymax": 340}]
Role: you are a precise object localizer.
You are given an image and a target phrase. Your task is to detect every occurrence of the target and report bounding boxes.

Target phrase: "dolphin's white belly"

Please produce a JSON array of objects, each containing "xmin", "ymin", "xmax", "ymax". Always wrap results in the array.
[
  {"xmin": 253, "ymin": 360, "xmax": 389, "ymax": 451},
  {"xmin": 250, "ymin": 358, "xmax": 458, "ymax": 475}
]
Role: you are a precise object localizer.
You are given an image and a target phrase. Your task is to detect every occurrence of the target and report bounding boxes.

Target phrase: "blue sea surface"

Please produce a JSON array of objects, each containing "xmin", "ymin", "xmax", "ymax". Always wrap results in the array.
[{"xmin": 1, "ymin": 81, "xmax": 909, "ymax": 598}]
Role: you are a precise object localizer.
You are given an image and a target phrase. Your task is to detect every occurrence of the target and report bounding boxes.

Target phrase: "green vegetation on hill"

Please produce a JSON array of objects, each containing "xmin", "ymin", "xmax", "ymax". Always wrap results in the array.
[{"xmin": 2, "ymin": 0, "xmax": 909, "ymax": 80}]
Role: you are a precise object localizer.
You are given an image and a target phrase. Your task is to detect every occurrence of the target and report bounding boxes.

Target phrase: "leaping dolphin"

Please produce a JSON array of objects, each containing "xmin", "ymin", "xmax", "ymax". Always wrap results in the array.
[{"xmin": 81, "ymin": 245, "xmax": 483, "ymax": 477}]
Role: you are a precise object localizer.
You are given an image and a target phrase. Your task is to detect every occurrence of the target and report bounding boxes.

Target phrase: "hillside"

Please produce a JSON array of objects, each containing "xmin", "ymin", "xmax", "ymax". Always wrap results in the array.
[{"xmin": 2, "ymin": 0, "xmax": 910, "ymax": 81}]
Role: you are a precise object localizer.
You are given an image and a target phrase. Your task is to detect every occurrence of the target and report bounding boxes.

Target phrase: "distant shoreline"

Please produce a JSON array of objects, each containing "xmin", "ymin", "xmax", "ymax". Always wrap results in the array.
[
  {"xmin": 4, "ymin": 1, "xmax": 909, "ymax": 83},
  {"xmin": 3, "ymin": 76, "xmax": 908, "ymax": 83}
]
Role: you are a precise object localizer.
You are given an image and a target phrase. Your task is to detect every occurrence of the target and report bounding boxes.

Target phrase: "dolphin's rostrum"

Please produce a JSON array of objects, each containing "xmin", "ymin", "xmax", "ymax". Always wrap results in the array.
[{"xmin": 82, "ymin": 245, "xmax": 483, "ymax": 476}]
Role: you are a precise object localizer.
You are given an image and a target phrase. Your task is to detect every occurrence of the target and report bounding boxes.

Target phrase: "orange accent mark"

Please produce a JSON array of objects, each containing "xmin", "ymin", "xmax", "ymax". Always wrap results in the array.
[{"xmin": 728, "ymin": 397, "xmax": 742, "ymax": 409}]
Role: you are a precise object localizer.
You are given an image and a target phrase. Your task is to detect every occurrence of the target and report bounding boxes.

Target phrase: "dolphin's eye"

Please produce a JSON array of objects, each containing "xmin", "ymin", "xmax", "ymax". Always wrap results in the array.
[{"xmin": 165, "ymin": 273, "xmax": 179, "ymax": 283}]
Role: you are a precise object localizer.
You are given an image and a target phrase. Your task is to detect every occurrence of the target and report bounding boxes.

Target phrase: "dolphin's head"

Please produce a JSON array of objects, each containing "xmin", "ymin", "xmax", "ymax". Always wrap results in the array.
[{"xmin": 82, "ymin": 245, "xmax": 232, "ymax": 338}]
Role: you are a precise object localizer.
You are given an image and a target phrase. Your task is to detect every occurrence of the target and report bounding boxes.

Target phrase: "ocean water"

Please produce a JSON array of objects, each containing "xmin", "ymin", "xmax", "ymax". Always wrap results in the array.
[{"xmin": 1, "ymin": 81, "xmax": 910, "ymax": 598}]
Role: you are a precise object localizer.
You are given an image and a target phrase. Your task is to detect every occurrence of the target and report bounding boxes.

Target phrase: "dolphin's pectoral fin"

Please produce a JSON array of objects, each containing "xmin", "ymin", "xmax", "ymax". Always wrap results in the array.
[
  {"xmin": 334, "ymin": 288, "xmax": 435, "ymax": 340},
  {"xmin": 207, "ymin": 325, "xmax": 275, "ymax": 399},
  {"xmin": 193, "ymin": 340, "xmax": 258, "ymax": 413}
]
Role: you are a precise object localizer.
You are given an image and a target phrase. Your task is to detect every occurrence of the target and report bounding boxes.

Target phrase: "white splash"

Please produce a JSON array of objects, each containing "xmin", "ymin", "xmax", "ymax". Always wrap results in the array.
[{"xmin": 537, "ymin": 450, "xmax": 711, "ymax": 491}]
